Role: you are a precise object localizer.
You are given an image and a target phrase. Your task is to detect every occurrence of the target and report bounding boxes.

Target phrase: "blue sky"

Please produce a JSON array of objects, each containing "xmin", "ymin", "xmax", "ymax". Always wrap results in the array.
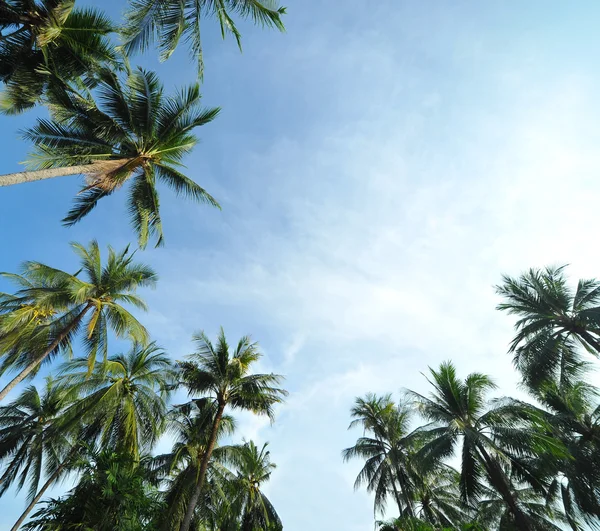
[{"xmin": 2, "ymin": 1, "xmax": 600, "ymax": 529}]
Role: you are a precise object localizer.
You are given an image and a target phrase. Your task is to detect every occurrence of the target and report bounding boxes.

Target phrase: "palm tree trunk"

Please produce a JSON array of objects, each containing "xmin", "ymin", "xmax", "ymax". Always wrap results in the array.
[
  {"xmin": 478, "ymin": 445, "xmax": 530, "ymax": 531},
  {"xmin": 10, "ymin": 458, "xmax": 68, "ymax": 530},
  {"xmin": 180, "ymin": 402, "xmax": 226, "ymax": 531},
  {"xmin": 0, "ymin": 304, "xmax": 92, "ymax": 403},
  {"xmin": 0, "ymin": 159, "xmax": 131, "ymax": 187},
  {"xmin": 395, "ymin": 465, "xmax": 415, "ymax": 517}
]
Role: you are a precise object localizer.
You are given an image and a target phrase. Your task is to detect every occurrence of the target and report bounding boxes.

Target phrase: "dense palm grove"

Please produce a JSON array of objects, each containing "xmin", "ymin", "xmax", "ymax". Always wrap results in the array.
[
  {"xmin": 0, "ymin": 0, "xmax": 290, "ymax": 529},
  {"xmin": 344, "ymin": 266, "xmax": 600, "ymax": 530},
  {"xmin": 1, "ymin": 1, "xmax": 599, "ymax": 531}
]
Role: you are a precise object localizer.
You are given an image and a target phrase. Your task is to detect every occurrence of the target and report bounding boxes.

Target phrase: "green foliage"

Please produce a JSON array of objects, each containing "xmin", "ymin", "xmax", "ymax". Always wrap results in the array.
[
  {"xmin": 121, "ymin": 0, "xmax": 286, "ymax": 77},
  {"xmin": 23, "ymin": 70, "xmax": 221, "ymax": 247},
  {"xmin": 0, "ymin": 240, "xmax": 156, "ymax": 394},
  {"xmin": 23, "ymin": 449, "xmax": 163, "ymax": 530},
  {"xmin": 0, "ymin": 0, "xmax": 116, "ymax": 113}
]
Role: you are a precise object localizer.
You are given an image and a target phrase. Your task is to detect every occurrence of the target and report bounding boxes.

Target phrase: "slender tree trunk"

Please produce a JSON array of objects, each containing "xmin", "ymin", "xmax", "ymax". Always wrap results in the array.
[
  {"xmin": 390, "ymin": 474, "xmax": 404, "ymax": 516},
  {"xmin": 0, "ymin": 304, "xmax": 92, "ymax": 403},
  {"xmin": 0, "ymin": 159, "xmax": 131, "ymax": 187},
  {"xmin": 478, "ymin": 445, "xmax": 530, "ymax": 531},
  {"xmin": 180, "ymin": 402, "xmax": 226, "ymax": 531},
  {"xmin": 10, "ymin": 459, "xmax": 68, "ymax": 530}
]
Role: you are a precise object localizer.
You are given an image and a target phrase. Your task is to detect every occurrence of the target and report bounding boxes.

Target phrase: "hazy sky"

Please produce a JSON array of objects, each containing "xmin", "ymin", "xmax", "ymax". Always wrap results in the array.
[{"xmin": 2, "ymin": 1, "xmax": 600, "ymax": 529}]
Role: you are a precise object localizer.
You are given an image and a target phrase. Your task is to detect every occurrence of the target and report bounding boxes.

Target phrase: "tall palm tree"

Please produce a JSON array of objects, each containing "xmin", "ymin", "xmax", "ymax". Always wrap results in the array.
[
  {"xmin": 409, "ymin": 362, "xmax": 562, "ymax": 531},
  {"xmin": 343, "ymin": 393, "xmax": 417, "ymax": 518},
  {"xmin": 0, "ymin": 0, "xmax": 115, "ymax": 113},
  {"xmin": 121, "ymin": 0, "xmax": 286, "ymax": 78},
  {"xmin": 0, "ymin": 240, "xmax": 155, "ymax": 402},
  {"xmin": 58, "ymin": 343, "xmax": 176, "ymax": 460},
  {"xmin": 153, "ymin": 399, "xmax": 236, "ymax": 530},
  {"xmin": 0, "ymin": 68, "xmax": 220, "ymax": 248},
  {"xmin": 225, "ymin": 440, "xmax": 283, "ymax": 531},
  {"xmin": 177, "ymin": 328, "xmax": 287, "ymax": 531},
  {"xmin": 496, "ymin": 266, "xmax": 600, "ymax": 389}
]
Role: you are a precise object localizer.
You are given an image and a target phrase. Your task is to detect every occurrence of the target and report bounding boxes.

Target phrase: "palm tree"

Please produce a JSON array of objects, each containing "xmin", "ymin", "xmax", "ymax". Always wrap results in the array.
[
  {"xmin": 177, "ymin": 328, "xmax": 287, "ymax": 531},
  {"xmin": 0, "ymin": 0, "xmax": 115, "ymax": 113},
  {"xmin": 22, "ymin": 448, "xmax": 162, "ymax": 531},
  {"xmin": 0, "ymin": 240, "xmax": 155, "ymax": 402},
  {"xmin": 343, "ymin": 393, "xmax": 417, "ymax": 518},
  {"xmin": 409, "ymin": 362, "xmax": 562, "ymax": 531},
  {"xmin": 0, "ymin": 68, "xmax": 220, "ymax": 248},
  {"xmin": 496, "ymin": 266, "xmax": 600, "ymax": 389},
  {"xmin": 0, "ymin": 378, "xmax": 90, "ymax": 531},
  {"xmin": 58, "ymin": 343, "xmax": 176, "ymax": 460},
  {"xmin": 121, "ymin": 0, "xmax": 286, "ymax": 78},
  {"xmin": 531, "ymin": 380, "xmax": 600, "ymax": 529},
  {"xmin": 0, "ymin": 379, "xmax": 68, "ymax": 503},
  {"xmin": 225, "ymin": 440, "xmax": 282, "ymax": 531},
  {"xmin": 152, "ymin": 399, "xmax": 236, "ymax": 530},
  {"xmin": 412, "ymin": 467, "xmax": 471, "ymax": 528}
]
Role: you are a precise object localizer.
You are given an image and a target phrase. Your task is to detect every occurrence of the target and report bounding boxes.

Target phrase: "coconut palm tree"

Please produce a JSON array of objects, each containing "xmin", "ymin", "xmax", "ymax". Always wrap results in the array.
[
  {"xmin": 343, "ymin": 393, "xmax": 418, "ymax": 518},
  {"xmin": 224, "ymin": 440, "xmax": 282, "ymax": 531},
  {"xmin": 57, "ymin": 343, "xmax": 176, "ymax": 460},
  {"xmin": 530, "ymin": 380, "xmax": 600, "ymax": 529},
  {"xmin": 496, "ymin": 266, "xmax": 600, "ymax": 389},
  {"xmin": 152, "ymin": 399, "xmax": 236, "ymax": 530},
  {"xmin": 22, "ymin": 448, "xmax": 163, "ymax": 531},
  {"xmin": 177, "ymin": 328, "xmax": 287, "ymax": 531},
  {"xmin": 0, "ymin": 378, "xmax": 93, "ymax": 531},
  {"xmin": 0, "ymin": 379, "xmax": 69, "ymax": 503},
  {"xmin": 0, "ymin": 240, "xmax": 155, "ymax": 402},
  {"xmin": 412, "ymin": 467, "xmax": 471, "ymax": 528},
  {"xmin": 0, "ymin": 68, "xmax": 220, "ymax": 248},
  {"xmin": 0, "ymin": 0, "xmax": 116, "ymax": 113},
  {"xmin": 409, "ymin": 362, "xmax": 562, "ymax": 531},
  {"xmin": 121, "ymin": 0, "xmax": 286, "ymax": 78}
]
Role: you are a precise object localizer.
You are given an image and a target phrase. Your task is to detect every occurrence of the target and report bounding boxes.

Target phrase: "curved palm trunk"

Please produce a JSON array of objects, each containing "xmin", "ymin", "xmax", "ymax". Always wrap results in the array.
[
  {"xmin": 10, "ymin": 459, "xmax": 68, "ymax": 531},
  {"xmin": 0, "ymin": 304, "xmax": 92, "ymax": 403},
  {"xmin": 478, "ymin": 445, "xmax": 531, "ymax": 531},
  {"xmin": 180, "ymin": 402, "xmax": 226, "ymax": 531},
  {"xmin": 0, "ymin": 159, "xmax": 131, "ymax": 187}
]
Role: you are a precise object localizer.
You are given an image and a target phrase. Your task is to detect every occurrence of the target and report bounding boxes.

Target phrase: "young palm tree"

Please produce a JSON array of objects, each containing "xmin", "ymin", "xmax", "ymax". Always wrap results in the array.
[
  {"xmin": 496, "ymin": 266, "xmax": 600, "ymax": 389},
  {"xmin": 0, "ymin": 68, "xmax": 220, "ymax": 248},
  {"xmin": 225, "ymin": 440, "xmax": 283, "ymax": 531},
  {"xmin": 409, "ymin": 362, "xmax": 562, "ymax": 531},
  {"xmin": 343, "ymin": 393, "xmax": 417, "ymax": 518},
  {"xmin": 121, "ymin": 0, "xmax": 286, "ymax": 78},
  {"xmin": 177, "ymin": 328, "xmax": 287, "ymax": 531},
  {"xmin": 58, "ymin": 343, "xmax": 176, "ymax": 460},
  {"xmin": 0, "ymin": 0, "xmax": 115, "ymax": 113},
  {"xmin": 0, "ymin": 240, "xmax": 156, "ymax": 402}
]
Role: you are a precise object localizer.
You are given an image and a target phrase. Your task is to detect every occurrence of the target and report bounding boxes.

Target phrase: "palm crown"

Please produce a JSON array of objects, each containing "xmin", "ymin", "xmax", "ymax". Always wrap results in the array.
[
  {"xmin": 121, "ymin": 0, "xmax": 286, "ymax": 77},
  {"xmin": 409, "ymin": 362, "xmax": 561, "ymax": 530},
  {"xmin": 343, "ymin": 393, "xmax": 417, "ymax": 518},
  {"xmin": 22, "ymin": 68, "xmax": 221, "ymax": 248},
  {"xmin": 0, "ymin": 240, "xmax": 156, "ymax": 402},
  {"xmin": 0, "ymin": 379, "xmax": 69, "ymax": 504},
  {"xmin": 0, "ymin": 0, "xmax": 115, "ymax": 113},
  {"xmin": 58, "ymin": 343, "xmax": 176, "ymax": 460},
  {"xmin": 496, "ymin": 265, "xmax": 600, "ymax": 390}
]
